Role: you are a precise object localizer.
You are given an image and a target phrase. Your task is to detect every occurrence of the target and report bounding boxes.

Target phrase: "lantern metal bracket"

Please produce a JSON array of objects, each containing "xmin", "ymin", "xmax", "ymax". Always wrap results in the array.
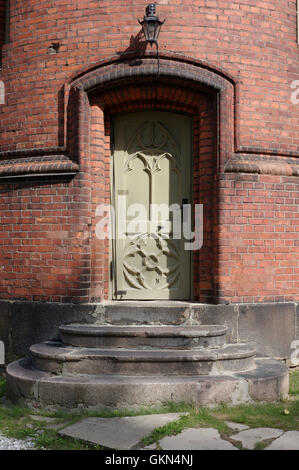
[{"xmin": 138, "ymin": 3, "xmax": 165, "ymax": 77}]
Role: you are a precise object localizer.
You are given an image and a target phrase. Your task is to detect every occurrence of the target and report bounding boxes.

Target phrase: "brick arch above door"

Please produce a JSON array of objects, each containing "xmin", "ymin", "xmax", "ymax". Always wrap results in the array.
[{"xmin": 66, "ymin": 54, "xmax": 235, "ymax": 174}]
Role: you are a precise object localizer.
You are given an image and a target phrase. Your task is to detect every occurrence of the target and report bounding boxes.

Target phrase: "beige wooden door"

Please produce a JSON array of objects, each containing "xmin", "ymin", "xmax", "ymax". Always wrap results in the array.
[{"xmin": 112, "ymin": 111, "xmax": 191, "ymax": 300}]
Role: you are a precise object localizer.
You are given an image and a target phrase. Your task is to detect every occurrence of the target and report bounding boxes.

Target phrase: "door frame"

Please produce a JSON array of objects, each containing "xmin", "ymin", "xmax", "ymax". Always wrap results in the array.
[{"xmin": 109, "ymin": 110, "xmax": 194, "ymax": 301}]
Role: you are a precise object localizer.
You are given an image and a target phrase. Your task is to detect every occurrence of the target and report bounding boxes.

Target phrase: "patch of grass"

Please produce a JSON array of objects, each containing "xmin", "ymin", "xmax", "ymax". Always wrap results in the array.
[
  {"xmin": 254, "ymin": 440, "xmax": 272, "ymax": 451},
  {"xmin": 40, "ymin": 401, "xmax": 195, "ymax": 428},
  {"xmin": 0, "ymin": 404, "xmax": 31, "ymax": 419},
  {"xmin": 34, "ymin": 429, "xmax": 102, "ymax": 451},
  {"xmin": 290, "ymin": 370, "xmax": 299, "ymax": 396},
  {"xmin": 142, "ymin": 407, "xmax": 232, "ymax": 447},
  {"xmin": 212, "ymin": 399, "xmax": 299, "ymax": 432},
  {"xmin": 0, "ymin": 376, "xmax": 5, "ymax": 398},
  {"xmin": 210, "ymin": 369, "xmax": 299, "ymax": 433},
  {"xmin": 0, "ymin": 404, "xmax": 101, "ymax": 449},
  {"xmin": 0, "ymin": 394, "xmax": 197, "ymax": 450},
  {"xmin": 0, "ymin": 405, "xmax": 36, "ymax": 440}
]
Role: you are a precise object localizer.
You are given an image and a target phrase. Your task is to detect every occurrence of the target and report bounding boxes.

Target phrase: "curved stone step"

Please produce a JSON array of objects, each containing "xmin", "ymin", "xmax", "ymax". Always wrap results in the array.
[
  {"xmin": 30, "ymin": 341, "xmax": 256, "ymax": 376},
  {"xmin": 6, "ymin": 357, "xmax": 289, "ymax": 410},
  {"xmin": 59, "ymin": 324, "xmax": 229, "ymax": 349}
]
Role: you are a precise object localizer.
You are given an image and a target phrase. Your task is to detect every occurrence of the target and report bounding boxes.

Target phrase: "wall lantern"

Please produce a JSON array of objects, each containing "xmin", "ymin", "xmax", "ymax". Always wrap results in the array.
[{"xmin": 138, "ymin": 3, "xmax": 165, "ymax": 47}]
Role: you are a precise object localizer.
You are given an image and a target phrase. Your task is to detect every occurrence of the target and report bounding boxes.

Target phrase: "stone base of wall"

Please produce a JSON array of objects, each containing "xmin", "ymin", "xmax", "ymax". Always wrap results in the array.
[{"xmin": 0, "ymin": 300, "xmax": 297, "ymax": 362}]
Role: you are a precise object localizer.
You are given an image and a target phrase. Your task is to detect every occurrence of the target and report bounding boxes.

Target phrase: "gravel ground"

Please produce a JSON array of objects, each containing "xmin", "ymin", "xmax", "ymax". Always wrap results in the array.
[{"xmin": 0, "ymin": 432, "xmax": 36, "ymax": 450}]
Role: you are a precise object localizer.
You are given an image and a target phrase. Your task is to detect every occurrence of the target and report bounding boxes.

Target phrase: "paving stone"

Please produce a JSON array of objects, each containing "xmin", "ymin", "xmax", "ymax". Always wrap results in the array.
[
  {"xmin": 28, "ymin": 414, "xmax": 67, "ymax": 430},
  {"xmin": 59, "ymin": 413, "xmax": 186, "ymax": 450},
  {"xmin": 46, "ymin": 424, "xmax": 66, "ymax": 431},
  {"xmin": 225, "ymin": 421, "xmax": 249, "ymax": 432},
  {"xmin": 265, "ymin": 431, "xmax": 299, "ymax": 450},
  {"xmin": 232, "ymin": 428, "xmax": 284, "ymax": 449},
  {"xmin": 29, "ymin": 415, "xmax": 58, "ymax": 424},
  {"xmin": 159, "ymin": 428, "xmax": 238, "ymax": 450},
  {"xmin": 143, "ymin": 444, "xmax": 158, "ymax": 450}
]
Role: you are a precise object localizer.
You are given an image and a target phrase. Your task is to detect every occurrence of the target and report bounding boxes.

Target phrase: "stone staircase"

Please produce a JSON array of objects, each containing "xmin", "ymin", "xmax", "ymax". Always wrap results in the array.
[{"xmin": 6, "ymin": 305, "xmax": 289, "ymax": 410}]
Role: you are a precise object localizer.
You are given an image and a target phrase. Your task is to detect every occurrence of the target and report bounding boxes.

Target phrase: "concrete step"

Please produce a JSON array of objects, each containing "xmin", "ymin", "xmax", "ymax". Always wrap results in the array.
[
  {"xmin": 99, "ymin": 302, "xmax": 191, "ymax": 325},
  {"xmin": 30, "ymin": 341, "xmax": 256, "ymax": 376},
  {"xmin": 59, "ymin": 324, "xmax": 229, "ymax": 349},
  {"xmin": 6, "ymin": 357, "xmax": 289, "ymax": 410}
]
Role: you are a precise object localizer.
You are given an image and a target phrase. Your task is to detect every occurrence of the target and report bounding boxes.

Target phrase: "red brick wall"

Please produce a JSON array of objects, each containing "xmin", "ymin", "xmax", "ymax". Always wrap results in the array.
[
  {"xmin": 0, "ymin": 0, "xmax": 5, "ymax": 54},
  {"xmin": 0, "ymin": 0, "xmax": 298, "ymax": 153},
  {"xmin": 0, "ymin": 1, "xmax": 299, "ymax": 304},
  {"xmin": 217, "ymin": 174, "xmax": 299, "ymax": 304},
  {"xmin": 0, "ymin": 179, "xmax": 91, "ymax": 303}
]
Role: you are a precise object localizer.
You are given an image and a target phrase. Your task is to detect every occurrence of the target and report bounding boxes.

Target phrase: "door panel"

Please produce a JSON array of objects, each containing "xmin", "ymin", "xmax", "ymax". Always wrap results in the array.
[{"xmin": 112, "ymin": 112, "xmax": 191, "ymax": 300}]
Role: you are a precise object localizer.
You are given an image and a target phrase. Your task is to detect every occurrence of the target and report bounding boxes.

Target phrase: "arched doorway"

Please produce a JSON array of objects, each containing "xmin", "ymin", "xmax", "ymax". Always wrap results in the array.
[
  {"xmin": 89, "ymin": 82, "xmax": 216, "ymax": 302},
  {"xmin": 67, "ymin": 55, "xmax": 235, "ymax": 303}
]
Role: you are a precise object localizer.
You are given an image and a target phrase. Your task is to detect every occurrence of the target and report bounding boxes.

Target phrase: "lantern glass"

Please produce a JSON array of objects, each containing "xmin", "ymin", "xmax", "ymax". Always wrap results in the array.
[
  {"xmin": 139, "ymin": 4, "xmax": 165, "ymax": 46},
  {"xmin": 147, "ymin": 20, "xmax": 157, "ymax": 43},
  {"xmin": 154, "ymin": 23, "xmax": 162, "ymax": 43}
]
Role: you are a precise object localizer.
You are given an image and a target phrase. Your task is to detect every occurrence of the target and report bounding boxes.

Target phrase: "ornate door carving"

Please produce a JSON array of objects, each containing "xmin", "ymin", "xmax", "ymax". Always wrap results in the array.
[{"xmin": 113, "ymin": 112, "xmax": 191, "ymax": 300}]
